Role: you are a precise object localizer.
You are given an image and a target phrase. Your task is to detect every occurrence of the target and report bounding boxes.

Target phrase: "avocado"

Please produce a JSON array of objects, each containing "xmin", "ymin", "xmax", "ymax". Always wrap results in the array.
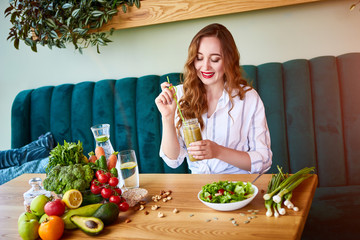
[
  {"xmin": 92, "ymin": 202, "xmax": 120, "ymax": 225},
  {"xmin": 70, "ymin": 216, "xmax": 104, "ymax": 236},
  {"xmin": 62, "ymin": 203, "xmax": 102, "ymax": 229}
]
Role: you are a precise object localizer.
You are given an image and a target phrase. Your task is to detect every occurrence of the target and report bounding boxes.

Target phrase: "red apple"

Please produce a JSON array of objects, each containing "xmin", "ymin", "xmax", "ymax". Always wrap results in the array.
[{"xmin": 44, "ymin": 199, "xmax": 66, "ymax": 216}]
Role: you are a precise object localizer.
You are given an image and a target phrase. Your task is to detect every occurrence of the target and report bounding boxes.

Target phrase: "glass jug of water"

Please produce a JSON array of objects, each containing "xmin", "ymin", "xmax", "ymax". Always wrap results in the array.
[
  {"xmin": 90, "ymin": 124, "xmax": 124, "ymax": 188},
  {"xmin": 91, "ymin": 124, "xmax": 114, "ymax": 159}
]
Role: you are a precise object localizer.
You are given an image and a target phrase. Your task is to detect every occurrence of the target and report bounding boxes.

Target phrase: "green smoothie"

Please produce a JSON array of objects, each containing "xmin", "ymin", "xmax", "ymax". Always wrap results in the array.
[{"xmin": 183, "ymin": 119, "xmax": 202, "ymax": 162}]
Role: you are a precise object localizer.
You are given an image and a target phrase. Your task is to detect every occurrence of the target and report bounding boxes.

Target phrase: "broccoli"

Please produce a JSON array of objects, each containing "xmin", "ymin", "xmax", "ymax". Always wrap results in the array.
[
  {"xmin": 43, "ymin": 163, "xmax": 94, "ymax": 194},
  {"xmin": 72, "ymin": 164, "xmax": 85, "ymax": 179}
]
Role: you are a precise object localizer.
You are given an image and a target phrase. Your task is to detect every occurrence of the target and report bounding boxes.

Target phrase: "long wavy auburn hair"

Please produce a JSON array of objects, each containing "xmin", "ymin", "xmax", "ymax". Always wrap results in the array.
[{"xmin": 176, "ymin": 23, "xmax": 252, "ymax": 132}]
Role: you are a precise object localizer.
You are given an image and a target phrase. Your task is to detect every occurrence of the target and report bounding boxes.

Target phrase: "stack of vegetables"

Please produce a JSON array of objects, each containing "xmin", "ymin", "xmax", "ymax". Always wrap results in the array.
[
  {"xmin": 263, "ymin": 166, "xmax": 315, "ymax": 217},
  {"xmin": 18, "ymin": 141, "xmax": 131, "ymax": 239}
]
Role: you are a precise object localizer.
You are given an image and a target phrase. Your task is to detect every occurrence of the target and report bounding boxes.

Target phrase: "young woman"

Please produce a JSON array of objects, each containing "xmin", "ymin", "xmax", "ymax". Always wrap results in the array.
[{"xmin": 155, "ymin": 23, "xmax": 272, "ymax": 174}]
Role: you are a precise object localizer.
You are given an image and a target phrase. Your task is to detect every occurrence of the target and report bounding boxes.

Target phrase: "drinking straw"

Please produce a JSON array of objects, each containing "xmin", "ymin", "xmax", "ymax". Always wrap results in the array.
[{"xmin": 167, "ymin": 76, "xmax": 187, "ymax": 126}]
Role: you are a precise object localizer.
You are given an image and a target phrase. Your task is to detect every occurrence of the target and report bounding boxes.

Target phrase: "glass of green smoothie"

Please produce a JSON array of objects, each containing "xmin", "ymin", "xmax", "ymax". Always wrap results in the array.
[{"xmin": 183, "ymin": 118, "xmax": 203, "ymax": 162}]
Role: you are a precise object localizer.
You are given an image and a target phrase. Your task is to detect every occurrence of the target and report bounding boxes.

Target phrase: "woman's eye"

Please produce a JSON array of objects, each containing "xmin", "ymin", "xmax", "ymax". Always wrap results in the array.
[
  {"xmin": 211, "ymin": 58, "xmax": 220, "ymax": 63},
  {"xmin": 196, "ymin": 56, "xmax": 203, "ymax": 61}
]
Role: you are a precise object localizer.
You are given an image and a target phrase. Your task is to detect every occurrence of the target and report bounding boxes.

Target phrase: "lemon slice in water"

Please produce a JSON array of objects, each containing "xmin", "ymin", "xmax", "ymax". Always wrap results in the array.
[
  {"xmin": 62, "ymin": 189, "xmax": 83, "ymax": 209},
  {"xmin": 120, "ymin": 162, "xmax": 137, "ymax": 170}
]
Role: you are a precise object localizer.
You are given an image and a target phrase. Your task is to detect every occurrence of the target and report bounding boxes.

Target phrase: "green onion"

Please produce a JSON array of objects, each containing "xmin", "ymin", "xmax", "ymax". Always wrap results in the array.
[{"xmin": 263, "ymin": 167, "xmax": 315, "ymax": 201}]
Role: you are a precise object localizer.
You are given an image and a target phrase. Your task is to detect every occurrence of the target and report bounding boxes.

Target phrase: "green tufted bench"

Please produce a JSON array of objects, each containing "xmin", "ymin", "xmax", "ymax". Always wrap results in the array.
[{"xmin": 10, "ymin": 52, "xmax": 360, "ymax": 239}]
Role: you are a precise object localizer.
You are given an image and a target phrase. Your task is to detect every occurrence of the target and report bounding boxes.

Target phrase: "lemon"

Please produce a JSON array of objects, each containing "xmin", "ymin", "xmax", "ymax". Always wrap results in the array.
[
  {"xmin": 62, "ymin": 189, "xmax": 83, "ymax": 209},
  {"xmin": 120, "ymin": 162, "xmax": 137, "ymax": 170}
]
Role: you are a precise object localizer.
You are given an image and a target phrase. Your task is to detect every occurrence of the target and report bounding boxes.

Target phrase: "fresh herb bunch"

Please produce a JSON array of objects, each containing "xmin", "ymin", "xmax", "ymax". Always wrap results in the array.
[
  {"xmin": 4, "ymin": 0, "xmax": 140, "ymax": 53},
  {"xmin": 46, "ymin": 140, "xmax": 86, "ymax": 173}
]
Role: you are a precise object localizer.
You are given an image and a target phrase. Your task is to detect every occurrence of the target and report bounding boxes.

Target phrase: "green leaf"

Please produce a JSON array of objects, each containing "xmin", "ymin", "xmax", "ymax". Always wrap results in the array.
[
  {"xmin": 4, "ymin": 6, "xmax": 14, "ymax": 14},
  {"xmin": 107, "ymin": 9, "xmax": 118, "ymax": 16},
  {"xmin": 50, "ymin": 30, "xmax": 58, "ymax": 39},
  {"xmin": 14, "ymin": 38, "xmax": 19, "ymax": 50},
  {"xmin": 72, "ymin": 9, "xmax": 80, "ymax": 18},
  {"xmin": 31, "ymin": 43, "xmax": 37, "ymax": 52},
  {"xmin": 24, "ymin": 38, "xmax": 33, "ymax": 47},
  {"xmin": 45, "ymin": 18, "xmax": 56, "ymax": 28},
  {"xmin": 122, "ymin": 5, "xmax": 127, "ymax": 13},
  {"xmin": 135, "ymin": 0, "xmax": 141, "ymax": 8},
  {"xmin": 62, "ymin": 3, "xmax": 73, "ymax": 9},
  {"xmin": 91, "ymin": 10, "xmax": 104, "ymax": 17}
]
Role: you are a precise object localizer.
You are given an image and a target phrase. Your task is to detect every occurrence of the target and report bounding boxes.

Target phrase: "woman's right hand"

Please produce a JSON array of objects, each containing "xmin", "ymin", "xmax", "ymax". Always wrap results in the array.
[{"xmin": 155, "ymin": 82, "xmax": 177, "ymax": 119}]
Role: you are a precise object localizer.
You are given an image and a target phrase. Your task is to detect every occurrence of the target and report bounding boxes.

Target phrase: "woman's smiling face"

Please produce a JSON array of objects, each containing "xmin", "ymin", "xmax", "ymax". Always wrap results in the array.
[{"xmin": 194, "ymin": 36, "xmax": 225, "ymax": 87}]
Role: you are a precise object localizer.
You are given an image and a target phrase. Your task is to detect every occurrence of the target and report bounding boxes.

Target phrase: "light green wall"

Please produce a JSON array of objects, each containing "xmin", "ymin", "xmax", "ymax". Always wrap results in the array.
[{"xmin": 1, "ymin": 0, "xmax": 359, "ymax": 150}]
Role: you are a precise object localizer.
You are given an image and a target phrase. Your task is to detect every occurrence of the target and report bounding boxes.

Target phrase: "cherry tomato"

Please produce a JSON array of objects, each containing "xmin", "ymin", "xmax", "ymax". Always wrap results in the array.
[
  {"xmin": 229, "ymin": 191, "xmax": 235, "ymax": 195},
  {"xmin": 105, "ymin": 172, "xmax": 112, "ymax": 179},
  {"xmin": 101, "ymin": 187, "xmax": 112, "ymax": 199},
  {"xmin": 98, "ymin": 173, "xmax": 109, "ymax": 184},
  {"xmin": 90, "ymin": 184, "xmax": 102, "ymax": 195},
  {"xmin": 114, "ymin": 188, "xmax": 122, "ymax": 196},
  {"xmin": 118, "ymin": 202, "xmax": 129, "ymax": 212},
  {"xmin": 207, "ymin": 195, "xmax": 212, "ymax": 200},
  {"xmin": 95, "ymin": 170, "xmax": 104, "ymax": 179},
  {"xmin": 120, "ymin": 197, "xmax": 126, "ymax": 203},
  {"xmin": 109, "ymin": 195, "xmax": 121, "ymax": 205},
  {"xmin": 108, "ymin": 177, "xmax": 119, "ymax": 187},
  {"xmin": 217, "ymin": 189, "xmax": 225, "ymax": 195}
]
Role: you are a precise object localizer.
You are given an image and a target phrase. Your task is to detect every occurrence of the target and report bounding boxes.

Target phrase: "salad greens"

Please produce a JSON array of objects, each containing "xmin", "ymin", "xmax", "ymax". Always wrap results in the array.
[{"xmin": 200, "ymin": 180, "xmax": 255, "ymax": 203}]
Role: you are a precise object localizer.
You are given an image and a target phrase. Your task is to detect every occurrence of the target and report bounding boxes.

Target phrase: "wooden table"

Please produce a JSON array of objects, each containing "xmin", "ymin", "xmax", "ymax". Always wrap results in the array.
[{"xmin": 0, "ymin": 173, "xmax": 317, "ymax": 240}]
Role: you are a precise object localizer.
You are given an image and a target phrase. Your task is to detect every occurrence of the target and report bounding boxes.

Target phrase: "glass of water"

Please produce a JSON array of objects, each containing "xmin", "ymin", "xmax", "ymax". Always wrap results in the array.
[{"xmin": 118, "ymin": 150, "xmax": 139, "ymax": 189}]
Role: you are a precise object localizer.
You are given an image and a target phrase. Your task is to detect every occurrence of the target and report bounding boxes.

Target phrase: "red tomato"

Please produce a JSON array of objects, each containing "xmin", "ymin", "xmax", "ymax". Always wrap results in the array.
[
  {"xmin": 95, "ymin": 170, "xmax": 104, "ymax": 179},
  {"xmin": 105, "ymin": 172, "xmax": 112, "ymax": 179},
  {"xmin": 44, "ymin": 199, "xmax": 65, "ymax": 216},
  {"xmin": 118, "ymin": 202, "xmax": 129, "ymax": 212},
  {"xmin": 98, "ymin": 173, "xmax": 109, "ymax": 184},
  {"xmin": 109, "ymin": 195, "xmax": 121, "ymax": 205},
  {"xmin": 90, "ymin": 184, "xmax": 102, "ymax": 195},
  {"xmin": 101, "ymin": 188, "xmax": 112, "ymax": 199},
  {"xmin": 108, "ymin": 177, "xmax": 119, "ymax": 187},
  {"xmin": 218, "ymin": 189, "xmax": 225, "ymax": 195},
  {"xmin": 114, "ymin": 188, "xmax": 122, "ymax": 196},
  {"xmin": 229, "ymin": 191, "xmax": 235, "ymax": 195},
  {"xmin": 207, "ymin": 195, "xmax": 212, "ymax": 200}
]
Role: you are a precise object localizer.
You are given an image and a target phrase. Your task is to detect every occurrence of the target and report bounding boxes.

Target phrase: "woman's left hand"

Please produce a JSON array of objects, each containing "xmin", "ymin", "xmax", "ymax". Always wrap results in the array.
[{"xmin": 187, "ymin": 140, "xmax": 220, "ymax": 160}]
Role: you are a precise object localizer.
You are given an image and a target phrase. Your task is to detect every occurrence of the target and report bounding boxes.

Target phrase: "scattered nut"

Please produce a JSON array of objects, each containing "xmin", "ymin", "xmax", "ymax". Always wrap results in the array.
[
  {"xmin": 144, "ymin": 211, "xmax": 149, "ymax": 215},
  {"xmin": 173, "ymin": 208, "xmax": 179, "ymax": 213},
  {"xmin": 167, "ymin": 196, "xmax": 172, "ymax": 200},
  {"xmin": 151, "ymin": 205, "xmax": 160, "ymax": 210},
  {"xmin": 139, "ymin": 201, "xmax": 147, "ymax": 205},
  {"xmin": 162, "ymin": 198, "xmax": 168, "ymax": 203},
  {"xmin": 139, "ymin": 205, "xmax": 145, "ymax": 210},
  {"xmin": 125, "ymin": 219, "xmax": 132, "ymax": 223},
  {"xmin": 157, "ymin": 212, "xmax": 164, "ymax": 218}
]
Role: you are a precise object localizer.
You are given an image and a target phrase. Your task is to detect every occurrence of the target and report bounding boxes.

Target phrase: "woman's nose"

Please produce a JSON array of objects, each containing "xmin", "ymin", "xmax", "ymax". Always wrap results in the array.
[{"xmin": 203, "ymin": 59, "xmax": 211, "ymax": 70}]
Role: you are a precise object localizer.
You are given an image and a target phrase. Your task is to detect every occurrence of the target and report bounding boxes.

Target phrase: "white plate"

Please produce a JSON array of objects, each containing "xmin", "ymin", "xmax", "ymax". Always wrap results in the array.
[{"xmin": 198, "ymin": 184, "xmax": 258, "ymax": 211}]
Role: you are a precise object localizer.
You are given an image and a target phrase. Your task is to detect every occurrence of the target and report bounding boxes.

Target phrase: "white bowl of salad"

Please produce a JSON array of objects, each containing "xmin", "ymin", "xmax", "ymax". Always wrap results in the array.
[{"xmin": 198, "ymin": 180, "xmax": 258, "ymax": 211}]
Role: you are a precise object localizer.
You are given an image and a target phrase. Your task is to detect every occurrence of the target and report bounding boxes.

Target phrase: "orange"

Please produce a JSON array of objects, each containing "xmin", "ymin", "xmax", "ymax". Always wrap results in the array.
[{"xmin": 38, "ymin": 215, "xmax": 64, "ymax": 240}]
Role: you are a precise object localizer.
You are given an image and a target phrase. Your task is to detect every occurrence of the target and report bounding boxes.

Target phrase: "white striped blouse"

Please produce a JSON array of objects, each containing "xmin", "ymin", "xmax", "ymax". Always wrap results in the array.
[{"xmin": 160, "ymin": 84, "xmax": 272, "ymax": 174}]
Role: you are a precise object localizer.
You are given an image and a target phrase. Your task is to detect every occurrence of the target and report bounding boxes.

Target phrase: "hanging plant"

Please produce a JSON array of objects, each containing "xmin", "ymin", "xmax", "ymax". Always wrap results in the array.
[{"xmin": 4, "ymin": 0, "xmax": 141, "ymax": 53}]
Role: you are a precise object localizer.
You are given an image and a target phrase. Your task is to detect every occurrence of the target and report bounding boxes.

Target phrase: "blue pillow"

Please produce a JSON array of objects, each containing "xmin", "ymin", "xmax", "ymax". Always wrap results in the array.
[{"xmin": 0, "ymin": 132, "xmax": 55, "ymax": 169}]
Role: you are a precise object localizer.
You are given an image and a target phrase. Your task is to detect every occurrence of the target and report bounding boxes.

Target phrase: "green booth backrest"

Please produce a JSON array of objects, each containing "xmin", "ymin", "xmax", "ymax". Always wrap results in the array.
[{"xmin": 11, "ymin": 53, "xmax": 360, "ymax": 187}]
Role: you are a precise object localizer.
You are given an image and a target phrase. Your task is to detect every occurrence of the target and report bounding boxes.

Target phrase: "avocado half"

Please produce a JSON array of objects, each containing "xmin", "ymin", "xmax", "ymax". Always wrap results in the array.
[{"xmin": 70, "ymin": 215, "xmax": 104, "ymax": 236}]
